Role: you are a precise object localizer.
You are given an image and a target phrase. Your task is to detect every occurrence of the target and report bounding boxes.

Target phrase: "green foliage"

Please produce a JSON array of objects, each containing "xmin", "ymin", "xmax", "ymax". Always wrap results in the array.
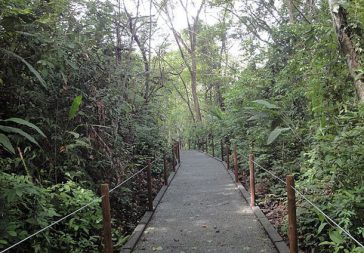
[
  {"xmin": 267, "ymin": 127, "xmax": 290, "ymax": 145},
  {"xmin": 0, "ymin": 49, "xmax": 47, "ymax": 90},
  {"xmin": 177, "ymin": 1, "xmax": 364, "ymax": 252},
  {"xmin": 68, "ymin": 95, "xmax": 82, "ymax": 120},
  {"xmin": 0, "ymin": 118, "xmax": 46, "ymax": 154},
  {"xmin": 0, "ymin": 0, "xmax": 168, "ymax": 251},
  {"xmin": 0, "ymin": 134, "xmax": 14, "ymax": 154},
  {"xmin": 0, "ymin": 172, "xmax": 102, "ymax": 252}
]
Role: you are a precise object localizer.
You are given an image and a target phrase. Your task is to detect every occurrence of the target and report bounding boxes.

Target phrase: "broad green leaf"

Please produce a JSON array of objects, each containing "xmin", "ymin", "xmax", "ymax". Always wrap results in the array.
[
  {"xmin": 3, "ymin": 118, "xmax": 46, "ymax": 137},
  {"xmin": 210, "ymin": 107, "xmax": 223, "ymax": 120},
  {"xmin": 1, "ymin": 48, "xmax": 47, "ymax": 90},
  {"xmin": 253, "ymin": 99, "xmax": 279, "ymax": 109},
  {"xmin": 0, "ymin": 125, "xmax": 39, "ymax": 146},
  {"xmin": 329, "ymin": 229, "xmax": 344, "ymax": 245},
  {"xmin": 314, "ymin": 208, "xmax": 325, "ymax": 223},
  {"xmin": 67, "ymin": 131, "xmax": 80, "ymax": 139},
  {"xmin": 267, "ymin": 127, "xmax": 290, "ymax": 145},
  {"xmin": 248, "ymin": 112, "xmax": 269, "ymax": 121},
  {"xmin": 8, "ymin": 231, "xmax": 17, "ymax": 237},
  {"xmin": 317, "ymin": 222, "xmax": 327, "ymax": 234},
  {"xmin": 0, "ymin": 133, "xmax": 15, "ymax": 154},
  {"xmin": 68, "ymin": 95, "xmax": 82, "ymax": 120}
]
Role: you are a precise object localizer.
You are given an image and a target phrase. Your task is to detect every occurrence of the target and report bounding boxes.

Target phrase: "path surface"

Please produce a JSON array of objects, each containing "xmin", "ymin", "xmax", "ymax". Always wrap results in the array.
[{"xmin": 133, "ymin": 151, "xmax": 278, "ymax": 253}]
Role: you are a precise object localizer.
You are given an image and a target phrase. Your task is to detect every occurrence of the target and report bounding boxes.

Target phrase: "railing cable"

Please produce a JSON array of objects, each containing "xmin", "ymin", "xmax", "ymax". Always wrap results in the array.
[
  {"xmin": 0, "ymin": 197, "xmax": 102, "ymax": 253},
  {"xmin": 252, "ymin": 160, "xmax": 286, "ymax": 184},
  {"xmin": 109, "ymin": 163, "xmax": 150, "ymax": 193},
  {"xmin": 251, "ymin": 160, "xmax": 364, "ymax": 249},
  {"xmin": 0, "ymin": 163, "xmax": 153, "ymax": 253},
  {"xmin": 292, "ymin": 188, "xmax": 364, "ymax": 248}
]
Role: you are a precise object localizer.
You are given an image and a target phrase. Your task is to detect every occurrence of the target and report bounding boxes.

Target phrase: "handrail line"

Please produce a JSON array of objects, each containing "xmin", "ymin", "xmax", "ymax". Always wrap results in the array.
[
  {"xmin": 250, "ymin": 159, "xmax": 364, "ymax": 249},
  {"xmin": 109, "ymin": 163, "xmax": 152, "ymax": 193},
  {"xmin": 0, "ymin": 162, "xmax": 153, "ymax": 253},
  {"xmin": 0, "ymin": 197, "xmax": 103, "ymax": 253},
  {"xmin": 206, "ymin": 144, "xmax": 363, "ymax": 249}
]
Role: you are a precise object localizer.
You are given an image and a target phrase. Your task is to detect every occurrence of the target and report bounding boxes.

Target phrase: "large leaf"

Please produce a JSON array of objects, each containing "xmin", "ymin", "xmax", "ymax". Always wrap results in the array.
[
  {"xmin": 0, "ymin": 133, "xmax": 15, "ymax": 154},
  {"xmin": 253, "ymin": 99, "xmax": 279, "ymax": 109},
  {"xmin": 68, "ymin": 95, "xmax": 82, "ymax": 120},
  {"xmin": 2, "ymin": 118, "xmax": 46, "ymax": 137},
  {"xmin": 1, "ymin": 48, "xmax": 47, "ymax": 90},
  {"xmin": 267, "ymin": 127, "xmax": 290, "ymax": 144},
  {"xmin": 0, "ymin": 125, "xmax": 39, "ymax": 146},
  {"xmin": 329, "ymin": 229, "xmax": 344, "ymax": 245},
  {"xmin": 248, "ymin": 112, "xmax": 269, "ymax": 121},
  {"xmin": 210, "ymin": 107, "xmax": 223, "ymax": 120}
]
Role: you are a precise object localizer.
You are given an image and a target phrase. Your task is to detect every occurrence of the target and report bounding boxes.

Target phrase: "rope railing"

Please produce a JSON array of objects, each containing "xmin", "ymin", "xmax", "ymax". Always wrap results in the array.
[
  {"xmin": 0, "ymin": 165, "xmax": 149, "ymax": 253},
  {"xmin": 109, "ymin": 162, "xmax": 152, "ymax": 193},
  {"xmin": 198, "ymin": 139, "xmax": 364, "ymax": 252},
  {"xmin": 0, "ymin": 197, "xmax": 103, "ymax": 253},
  {"xmin": 252, "ymin": 160, "xmax": 364, "ymax": 249},
  {"xmin": 1, "ymin": 142, "xmax": 181, "ymax": 253}
]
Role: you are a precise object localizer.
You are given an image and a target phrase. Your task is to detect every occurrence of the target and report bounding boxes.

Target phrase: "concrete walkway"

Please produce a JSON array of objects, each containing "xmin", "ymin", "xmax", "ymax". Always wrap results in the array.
[{"xmin": 133, "ymin": 151, "xmax": 278, "ymax": 253}]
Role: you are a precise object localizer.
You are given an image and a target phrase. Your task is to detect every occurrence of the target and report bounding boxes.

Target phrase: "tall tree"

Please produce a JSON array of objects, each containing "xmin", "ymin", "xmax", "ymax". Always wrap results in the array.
[
  {"xmin": 328, "ymin": 0, "xmax": 364, "ymax": 101},
  {"xmin": 162, "ymin": 0, "xmax": 205, "ymax": 122}
]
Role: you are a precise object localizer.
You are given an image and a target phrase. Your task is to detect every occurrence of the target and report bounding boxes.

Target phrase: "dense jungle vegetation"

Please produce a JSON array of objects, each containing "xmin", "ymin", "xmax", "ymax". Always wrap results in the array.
[{"xmin": 0, "ymin": 0, "xmax": 363, "ymax": 252}]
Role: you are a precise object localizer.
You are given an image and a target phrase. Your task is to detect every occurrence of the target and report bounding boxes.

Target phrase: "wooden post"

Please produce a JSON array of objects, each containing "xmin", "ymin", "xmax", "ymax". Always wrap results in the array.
[
  {"xmin": 163, "ymin": 154, "xmax": 168, "ymax": 185},
  {"xmin": 242, "ymin": 166, "xmax": 246, "ymax": 187},
  {"xmin": 233, "ymin": 145, "xmax": 238, "ymax": 183},
  {"xmin": 147, "ymin": 160, "xmax": 153, "ymax": 211},
  {"xmin": 101, "ymin": 184, "xmax": 113, "ymax": 253},
  {"xmin": 206, "ymin": 137, "xmax": 208, "ymax": 154},
  {"xmin": 172, "ymin": 145, "xmax": 176, "ymax": 171},
  {"xmin": 226, "ymin": 144, "xmax": 230, "ymax": 170},
  {"xmin": 249, "ymin": 154, "xmax": 255, "ymax": 207},
  {"xmin": 177, "ymin": 143, "xmax": 180, "ymax": 163},
  {"xmin": 211, "ymin": 135, "xmax": 215, "ymax": 157},
  {"xmin": 286, "ymin": 175, "xmax": 298, "ymax": 253},
  {"xmin": 221, "ymin": 140, "xmax": 224, "ymax": 161},
  {"xmin": 188, "ymin": 139, "xmax": 191, "ymax": 150},
  {"xmin": 174, "ymin": 143, "xmax": 178, "ymax": 163}
]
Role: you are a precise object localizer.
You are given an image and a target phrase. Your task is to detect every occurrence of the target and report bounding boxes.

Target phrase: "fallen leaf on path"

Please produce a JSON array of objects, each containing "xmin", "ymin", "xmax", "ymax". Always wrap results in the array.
[{"xmin": 152, "ymin": 246, "xmax": 163, "ymax": 251}]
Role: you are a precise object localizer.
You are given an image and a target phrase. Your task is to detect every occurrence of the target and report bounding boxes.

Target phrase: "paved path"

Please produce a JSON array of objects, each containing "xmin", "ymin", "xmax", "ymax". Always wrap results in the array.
[{"xmin": 133, "ymin": 151, "xmax": 278, "ymax": 253}]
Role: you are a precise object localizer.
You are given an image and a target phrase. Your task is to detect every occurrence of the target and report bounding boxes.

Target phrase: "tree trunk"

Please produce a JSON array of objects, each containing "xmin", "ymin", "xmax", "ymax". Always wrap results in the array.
[
  {"xmin": 286, "ymin": 0, "xmax": 296, "ymax": 23},
  {"xmin": 328, "ymin": 0, "xmax": 364, "ymax": 101},
  {"xmin": 191, "ymin": 45, "xmax": 202, "ymax": 121},
  {"xmin": 164, "ymin": 0, "xmax": 205, "ymax": 121},
  {"xmin": 216, "ymin": 9, "xmax": 227, "ymax": 110}
]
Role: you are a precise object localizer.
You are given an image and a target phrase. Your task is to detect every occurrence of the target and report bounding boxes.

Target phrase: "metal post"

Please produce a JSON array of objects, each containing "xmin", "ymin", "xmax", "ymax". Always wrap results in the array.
[
  {"xmin": 101, "ymin": 184, "xmax": 113, "ymax": 253},
  {"xmin": 226, "ymin": 144, "xmax": 230, "ymax": 170},
  {"xmin": 287, "ymin": 175, "xmax": 298, "ymax": 253},
  {"xmin": 234, "ymin": 145, "xmax": 238, "ymax": 183},
  {"xmin": 163, "ymin": 154, "xmax": 168, "ymax": 185},
  {"xmin": 249, "ymin": 154, "xmax": 255, "ymax": 207},
  {"xmin": 147, "ymin": 160, "xmax": 153, "ymax": 211}
]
